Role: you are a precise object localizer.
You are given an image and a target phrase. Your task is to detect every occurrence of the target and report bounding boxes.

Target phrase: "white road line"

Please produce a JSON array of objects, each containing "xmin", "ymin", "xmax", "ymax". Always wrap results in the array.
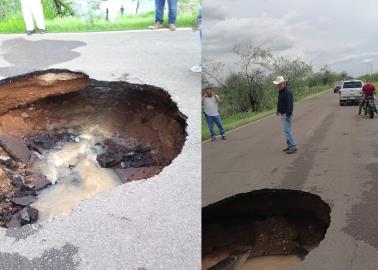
[{"xmin": 202, "ymin": 113, "xmax": 275, "ymax": 143}]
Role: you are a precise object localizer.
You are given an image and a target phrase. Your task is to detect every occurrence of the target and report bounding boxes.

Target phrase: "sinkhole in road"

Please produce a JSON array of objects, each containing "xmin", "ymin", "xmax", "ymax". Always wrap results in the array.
[
  {"xmin": 0, "ymin": 69, "xmax": 187, "ymax": 228},
  {"xmin": 202, "ymin": 189, "xmax": 331, "ymax": 270}
]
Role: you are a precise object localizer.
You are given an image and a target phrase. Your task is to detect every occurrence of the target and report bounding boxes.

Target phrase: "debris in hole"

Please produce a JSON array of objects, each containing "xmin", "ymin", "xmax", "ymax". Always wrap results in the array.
[
  {"xmin": 95, "ymin": 139, "xmax": 154, "ymax": 169},
  {"xmin": 26, "ymin": 173, "xmax": 51, "ymax": 190},
  {"xmin": 0, "ymin": 155, "xmax": 17, "ymax": 169},
  {"xmin": 0, "ymin": 69, "xmax": 187, "ymax": 227},
  {"xmin": 202, "ymin": 189, "xmax": 331, "ymax": 270},
  {"xmin": 24, "ymin": 131, "xmax": 79, "ymax": 153},
  {"xmin": 0, "ymin": 134, "xmax": 30, "ymax": 164}
]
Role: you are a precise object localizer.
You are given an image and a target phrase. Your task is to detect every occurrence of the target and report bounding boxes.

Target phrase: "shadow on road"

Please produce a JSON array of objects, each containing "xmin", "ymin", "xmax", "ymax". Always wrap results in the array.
[
  {"xmin": 0, "ymin": 38, "xmax": 86, "ymax": 78},
  {"xmin": 0, "ymin": 243, "xmax": 80, "ymax": 269}
]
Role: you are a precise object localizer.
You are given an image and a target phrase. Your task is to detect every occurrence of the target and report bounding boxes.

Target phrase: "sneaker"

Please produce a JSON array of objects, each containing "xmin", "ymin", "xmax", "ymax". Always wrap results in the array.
[
  {"xmin": 286, "ymin": 148, "xmax": 298, "ymax": 154},
  {"xmin": 149, "ymin": 22, "xmax": 162, "ymax": 30},
  {"xmin": 211, "ymin": 137, "xmax": 216, "ymax": 141},
  {"xmin": 26, "ymin": 30, "xmax": 36, "ymax": 36},
  {"xmin": 282, "ymin": 147, "xmax": 290, "ymax": 152},
  {"xmin": 190, "ymin": 65, "xmax": 202, "ymax": 73},
  {"xmin": 169, "ymin": 24, "xmax": 176, "ymax": 31},
  {"xmin": 38, "ymin": 29, "xmax": 46, "ymax": 34},
  {"xmin": 221, "ymin": 135, "xmax": 227, "ymax": 140}
]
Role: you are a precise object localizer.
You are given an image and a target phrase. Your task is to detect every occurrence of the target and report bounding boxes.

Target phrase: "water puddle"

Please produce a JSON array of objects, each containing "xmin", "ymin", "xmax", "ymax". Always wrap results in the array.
[{"xmin": 30, "ymin": 129, "xmax": 120, "ymax": 221}]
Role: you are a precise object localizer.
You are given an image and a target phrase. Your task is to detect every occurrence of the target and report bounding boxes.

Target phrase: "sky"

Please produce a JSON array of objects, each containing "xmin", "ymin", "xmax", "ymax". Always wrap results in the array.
[{"xmin": 202, "ymin": 0, "xmax": 378, "ymax": 77}]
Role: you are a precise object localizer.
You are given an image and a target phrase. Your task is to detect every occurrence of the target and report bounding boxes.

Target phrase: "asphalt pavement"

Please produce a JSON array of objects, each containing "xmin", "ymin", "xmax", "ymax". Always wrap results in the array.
[
  {"xmin": 0, "ymin": 29, "xmax": 201, "ymax": 270},
  {"xmin": 203, "ymin": 91, "xmax": 378, "ymax": 270}
]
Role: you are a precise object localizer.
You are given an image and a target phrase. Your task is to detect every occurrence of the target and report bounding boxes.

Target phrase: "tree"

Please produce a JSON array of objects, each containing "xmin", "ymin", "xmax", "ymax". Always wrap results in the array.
[
  {"xmin": 233, "ymin": 42, "xmax": 272, "ymax": 111},
  {"xmin": 202, "ymin": 60, "xmax": 227, "ymax": 90},
  {"xmin": 52, "ymin": 0, "xmax": 74, "ymax": 16},
  {"xmin": 272, "ymin": 56, "xmax": 312, "ymax": 83},
  {"xmin": 0, "ymin": 1, "xmax": 21, "ymax": 21}
]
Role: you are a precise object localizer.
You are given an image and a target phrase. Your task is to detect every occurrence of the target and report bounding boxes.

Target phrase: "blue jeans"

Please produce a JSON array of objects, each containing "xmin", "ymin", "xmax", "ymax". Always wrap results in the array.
[
  {"xmin": 281, "ymin": 114, "xmax": 296, "ymax": 149},
  {"xmin": 205, "ymin": 114, "xmax": 225, "ymax": 138},
  {"xmin": 155, "ymin": 0, "xmax": 177, "ymax": 24}
]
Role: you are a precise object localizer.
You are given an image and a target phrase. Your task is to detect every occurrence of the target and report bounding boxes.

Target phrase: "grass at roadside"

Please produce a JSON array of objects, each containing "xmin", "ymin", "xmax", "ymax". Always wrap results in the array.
[
  {"xmin": 202, "ymin": 87, "xmax": 330, "ymax": 141},
  {"xmin": 0, "ymin": 13, "xmax": 197, "ymax": 34}
]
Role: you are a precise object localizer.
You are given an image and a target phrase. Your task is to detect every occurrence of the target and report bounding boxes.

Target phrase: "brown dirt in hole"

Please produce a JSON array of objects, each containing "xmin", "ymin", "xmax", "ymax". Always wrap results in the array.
[
  {"xmin": 0, "ymin": 70, "xmax": 90, "ymax": 115},
  {"xmin": 202, "ymin": 189, "xmax": 331, "ymax": 270},
  {"xmin": 0, "ymin": 69, "xmax": 187, "ymax": 227}
]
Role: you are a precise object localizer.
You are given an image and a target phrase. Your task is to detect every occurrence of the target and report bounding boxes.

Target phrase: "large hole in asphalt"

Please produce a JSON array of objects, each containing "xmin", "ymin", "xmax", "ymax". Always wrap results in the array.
[
  {"xmin": 0, "ymin": 69, "xmax": 187, "ymax": 228},
  {"xmin": 202, "ymin": 189, "xmax": 331, "ymax": 270}
]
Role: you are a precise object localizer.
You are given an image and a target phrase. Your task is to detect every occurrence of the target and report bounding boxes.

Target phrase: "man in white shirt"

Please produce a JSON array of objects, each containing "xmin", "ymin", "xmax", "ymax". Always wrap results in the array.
[
  {"xmin": 203, "ymin": 87, "xmax": 226, "ymax": 141},
  {"xmin": 21, "ymin": 0, "xmax": 46, "ymax": 35}
]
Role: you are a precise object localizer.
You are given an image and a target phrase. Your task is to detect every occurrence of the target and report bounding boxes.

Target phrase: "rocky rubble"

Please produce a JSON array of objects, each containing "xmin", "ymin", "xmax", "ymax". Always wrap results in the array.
[
  {"xmin": 0, "ymin": 148, "xmax": 47, "ymax": 228},
  {"xmin": 24, "ymin": 131, "xmax": 79, "ymax": 153},
  {"xmin": 95, "ymin": 139, "xmax": 155, "ymax": 169}
]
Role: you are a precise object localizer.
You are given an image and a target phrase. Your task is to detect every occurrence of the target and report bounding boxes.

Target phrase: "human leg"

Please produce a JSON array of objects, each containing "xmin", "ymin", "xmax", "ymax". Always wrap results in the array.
[
  {"xmin": 205, "ymin": 114, "xmax": 216, "ymax": 139},
  {"xmin": 167, "ymin": 0, "xmax": 177, "ymax": 24},
  {"xmin": 21, "ymin": 0, "xmax": 35, "ymax": 32},
  {"xmin": 358, "ymin": 97, "xmax": 366, "ymax": 115},
  {"xmin": 281, "ymin": 114, "xmax": 296, "ymax": 149},
  {"xmin": 213, "ymin": 115, "xmax": 225, "ymax": 137},
  {"xmin": 30, "ymin": 0, "xmax": 46, "ymax": 30},
  {"xmin": 155, "ymin": 0, "xmax": 165, "ymax": 23}
]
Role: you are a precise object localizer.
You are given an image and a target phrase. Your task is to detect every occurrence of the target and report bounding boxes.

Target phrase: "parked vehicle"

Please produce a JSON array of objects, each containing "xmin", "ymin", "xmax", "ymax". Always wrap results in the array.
[
  {"xmin": 334, "ymin": 81, "xmax": 342, "ymax": 93},
  {"xmin": 339, "ymin": 80, "xmax": 363, "ymax": 106}
]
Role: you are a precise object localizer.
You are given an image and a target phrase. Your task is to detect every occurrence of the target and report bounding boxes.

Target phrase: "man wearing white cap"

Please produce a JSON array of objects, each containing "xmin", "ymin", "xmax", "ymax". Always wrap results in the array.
[
  {"xmin": 273, "ymin": 76, "xmax": 297, "ymax": 154},
  {"xmin": 21, "ymin": 0, "xmax": 46, "ymax": 35}
]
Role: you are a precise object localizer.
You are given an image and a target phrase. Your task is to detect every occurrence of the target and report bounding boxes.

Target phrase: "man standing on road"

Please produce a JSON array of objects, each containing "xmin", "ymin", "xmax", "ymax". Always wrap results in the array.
[
  {"xmin": 150, "ymin": 0, "xmax": 178, "ymax": 31},
  {"xmin": 21, "ymin": 0, "xmax": 46, "ymax": 35},
  {"xmin": 358, "ymin": 81, "xmax": 377, "ymax": 115},
  {"xmin": 274, "ymin": 76, "xmax": 297, "ymax": 154},
  {"xmin": 203, "ymin": 87, "xmax": 226, "ymax": 142}
]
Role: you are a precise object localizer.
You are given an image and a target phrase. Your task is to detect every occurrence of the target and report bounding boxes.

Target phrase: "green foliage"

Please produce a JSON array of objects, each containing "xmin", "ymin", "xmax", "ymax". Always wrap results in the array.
[
  {"xmin": 0, "ymin": 12, "xmax": 197, "ymax": 33},
  {"xmin": 272, "ymin": 56, "xmax": 312, "ymax": 83},
  {"xmin": 358, "ymin": 73, "xmax": 378, "ymax": 82},
  {"xmin": 42, "ymin": 0, "xmax": 75, "ymax": 19},
  {"xmin": 0, "ymin": 1, "xmax": 21, "ymax": 21},
  {"xmin": 0, "ymin": 0, "xmax": 74, "ymax": 22}
]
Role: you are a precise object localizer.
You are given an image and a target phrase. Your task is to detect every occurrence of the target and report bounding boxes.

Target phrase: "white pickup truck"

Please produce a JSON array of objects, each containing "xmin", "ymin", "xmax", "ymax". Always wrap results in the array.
[{"xmin": 339, "ymin": 80, "xmax": 363, "ymax": 106}]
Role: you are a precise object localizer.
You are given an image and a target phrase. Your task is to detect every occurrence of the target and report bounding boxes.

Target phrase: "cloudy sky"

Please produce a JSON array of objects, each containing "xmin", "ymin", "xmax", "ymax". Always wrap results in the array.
[{"xmin": 202, "ymin": 0, "xmax": 378, "ymax": 77}]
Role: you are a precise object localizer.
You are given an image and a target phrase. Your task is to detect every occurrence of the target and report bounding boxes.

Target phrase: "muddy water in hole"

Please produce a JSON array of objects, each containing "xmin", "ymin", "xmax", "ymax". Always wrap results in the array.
[
  {"xmin": 239, "ymin": 255, "xmax": 301, "ymax": 270},
  {"xmin": 31, "ymin": 131, "xmax": 120, "ymax": 221}
]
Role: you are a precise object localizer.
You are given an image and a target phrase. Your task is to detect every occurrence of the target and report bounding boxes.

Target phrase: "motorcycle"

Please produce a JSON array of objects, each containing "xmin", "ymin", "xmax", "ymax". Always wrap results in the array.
[{"xmin": 363, "ymin": 96, "xmax": 377, "ymax": 119}]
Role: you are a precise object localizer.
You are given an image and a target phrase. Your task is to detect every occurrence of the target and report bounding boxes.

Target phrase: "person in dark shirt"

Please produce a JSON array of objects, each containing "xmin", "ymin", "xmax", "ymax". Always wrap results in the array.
[
  {"xmin": 359, "ymin": 81, "xmax": 377, "ymax": 115},
  {"xmin": 273, "ymin": 76, "xmax": 297, "ymax": 154}
]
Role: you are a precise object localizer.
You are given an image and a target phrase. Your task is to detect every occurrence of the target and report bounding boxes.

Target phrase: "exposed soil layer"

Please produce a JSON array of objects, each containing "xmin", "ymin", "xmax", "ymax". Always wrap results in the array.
[
  {"xmin": 0, "ymin": 69, "xmax": 90, "ymax": 115},
  {"xmin": 0, "ymin": 69, "xmax": 187, "ymax": 228},
  {"xmin": 202, "ymin": 189, "xmax": 331, "ymax": 270}
]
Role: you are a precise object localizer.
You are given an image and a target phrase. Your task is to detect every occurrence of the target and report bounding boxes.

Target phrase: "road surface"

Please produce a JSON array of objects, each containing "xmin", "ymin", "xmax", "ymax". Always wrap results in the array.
[
  {"xmin": 0, "ymin": 29, "xmax": 201, "ymax": 270},
  {"xmin": 203, "ymin": 91, "xmax": 378, "ymax": 270}
]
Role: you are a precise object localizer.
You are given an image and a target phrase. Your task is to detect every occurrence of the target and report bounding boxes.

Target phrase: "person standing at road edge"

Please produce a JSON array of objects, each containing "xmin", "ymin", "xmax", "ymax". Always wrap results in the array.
[
  {"xmin": 203, "ymin": 87, "xmax": 226, "ymax": 141},
  {"xmin": 21, "ymin": 0, "xmax": 46, "ymax": 35},
  {"xmin": 274, "ymin": 76, "xmax": 297, "ymax": 154},
  {"xmin": 150, "ymin": 0, "xmax": 178, "ymax": 31}
]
